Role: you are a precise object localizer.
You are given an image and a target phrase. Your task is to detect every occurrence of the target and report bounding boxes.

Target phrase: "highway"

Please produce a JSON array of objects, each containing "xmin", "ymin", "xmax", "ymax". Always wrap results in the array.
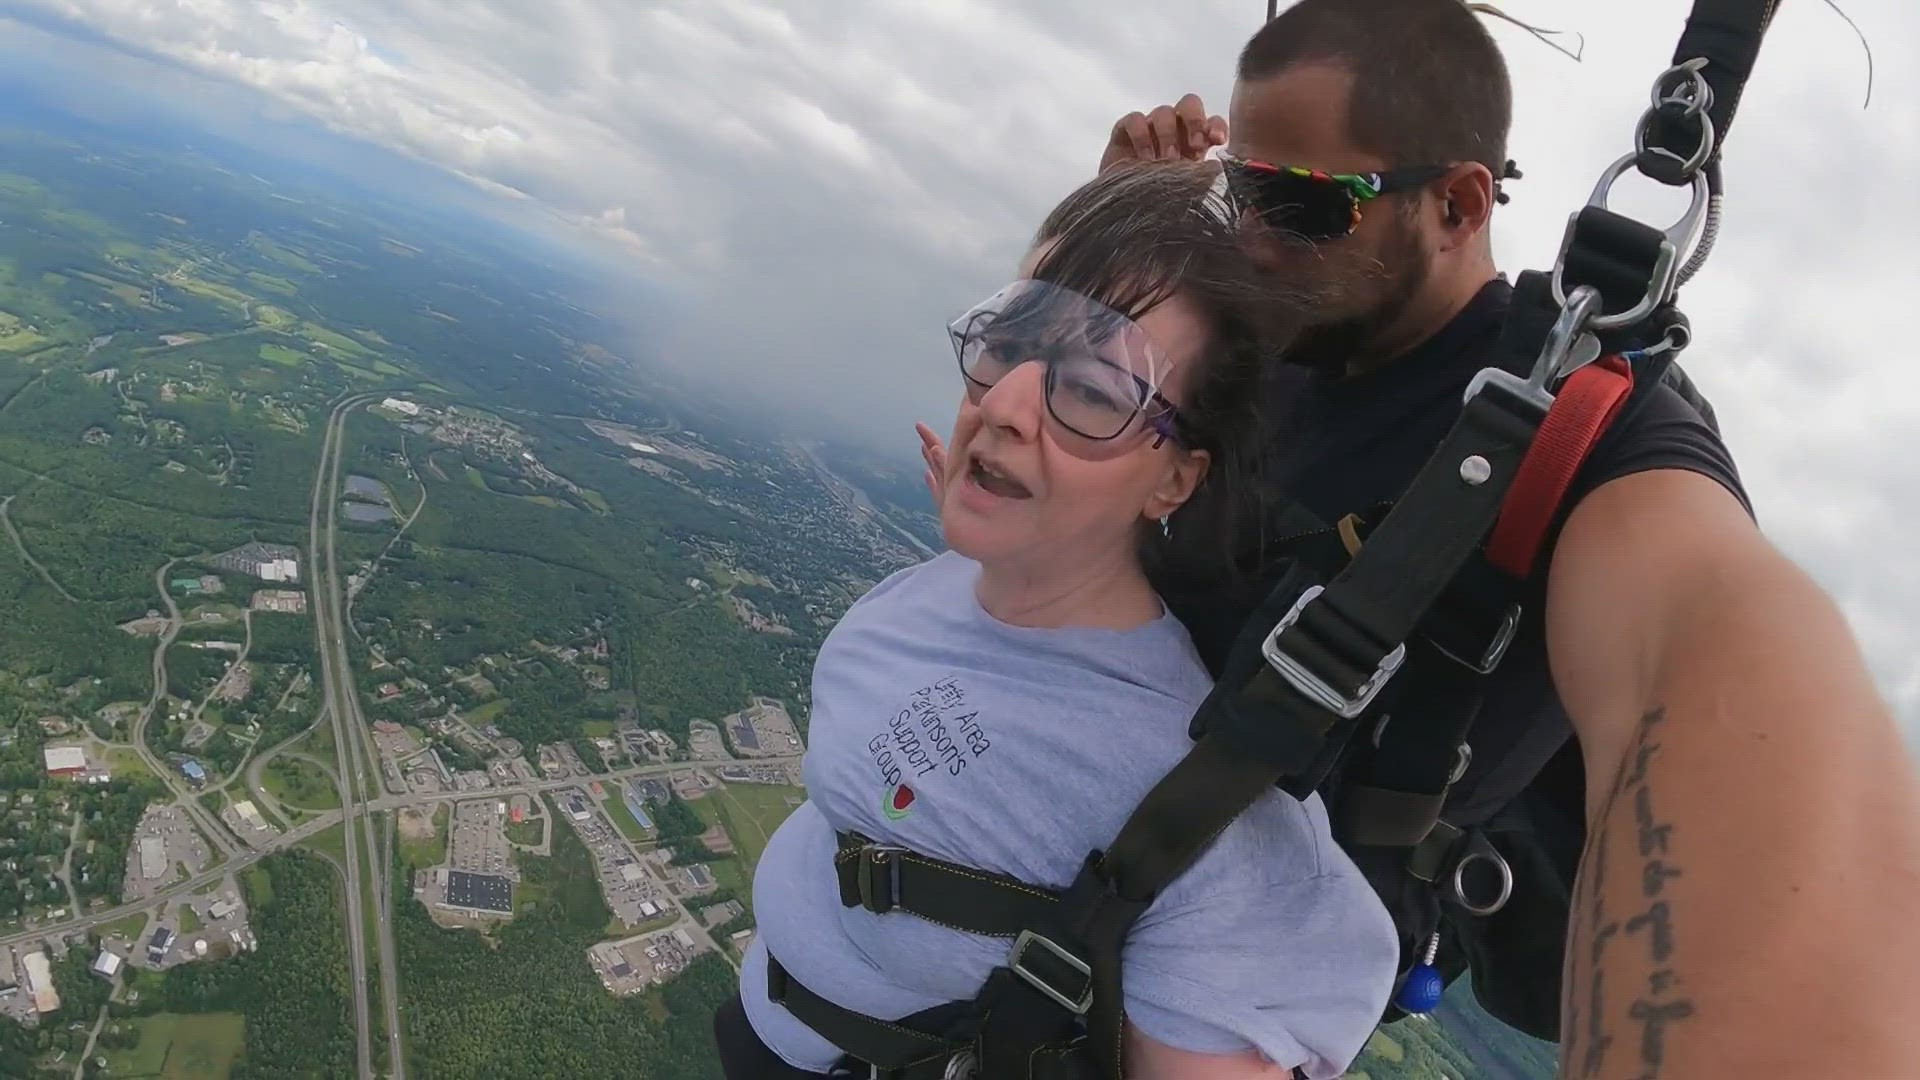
[{"xmin": 308, "ymin": 393, "xmax": 384, "ymax": 1080}]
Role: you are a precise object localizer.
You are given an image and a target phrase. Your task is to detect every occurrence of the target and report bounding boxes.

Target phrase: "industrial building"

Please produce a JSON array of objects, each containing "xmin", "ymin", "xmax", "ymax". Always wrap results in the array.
[
  {"xmin": 380, "ymin": 397, "xmax": 422, "ymax": 417},
  {"xmin": 621, "ymin": 782, "xmax": 655, "ymax": 832},
  {"xmin": 21, "ymin": 950, "xmax": 58, "ymax": 1013},
  {"xmin": 43, "ymin": 745, "xmax": 87, "ymax": 778},
  {"xmin": 211, "ymin": 542, "xmax": 302, "ymax": 583},
  {"xmin": 444, "ymin": 870, "xmax": 513, "ymax": 915}
]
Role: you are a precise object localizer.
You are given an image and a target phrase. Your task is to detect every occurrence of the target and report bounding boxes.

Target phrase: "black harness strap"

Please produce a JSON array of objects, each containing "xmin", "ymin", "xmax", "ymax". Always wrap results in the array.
[
  {"xmin": 835, "ymin": 831, "xmax": 1060, "ymax": 934},
  {"xmin": 1639, "ymin": 0, "xmax": 1781, "ymax": 184}
]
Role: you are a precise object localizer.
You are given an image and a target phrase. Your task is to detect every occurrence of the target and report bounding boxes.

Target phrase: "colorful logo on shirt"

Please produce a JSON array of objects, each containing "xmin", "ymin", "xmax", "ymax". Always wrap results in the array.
[{"xmin": 882, "ymin": 783, "xmax": 916, "ymax": 820}]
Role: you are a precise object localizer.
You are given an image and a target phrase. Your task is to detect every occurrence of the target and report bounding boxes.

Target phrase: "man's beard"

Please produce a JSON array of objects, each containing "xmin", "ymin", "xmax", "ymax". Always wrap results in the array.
[{"xmin": 1272, "ymin": 214, "xmax": 1429, "ymax": 377}]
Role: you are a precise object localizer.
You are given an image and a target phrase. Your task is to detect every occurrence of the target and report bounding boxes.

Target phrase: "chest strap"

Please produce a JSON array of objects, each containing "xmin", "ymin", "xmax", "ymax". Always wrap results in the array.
[{"xmin": 835, "ymin": 831, "xmax": 1062, "ymax": 935}]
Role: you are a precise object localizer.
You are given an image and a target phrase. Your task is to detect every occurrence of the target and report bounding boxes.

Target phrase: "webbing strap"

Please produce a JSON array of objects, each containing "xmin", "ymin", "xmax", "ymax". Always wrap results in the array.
[
  {"xmin": 765, "ymin": 954, "xmax": 965, "ymax": 1077},
  {"xmin": 1641, "ymin": 0, "xmax": 1780, "ymax": 183},
  {"xmin": 835, "ymin": 831, "xmax": 1060, "ymax": 934},
  {"xmin": 1484, "ymin": 356, "xmax": 1637, "ymax": 579}
]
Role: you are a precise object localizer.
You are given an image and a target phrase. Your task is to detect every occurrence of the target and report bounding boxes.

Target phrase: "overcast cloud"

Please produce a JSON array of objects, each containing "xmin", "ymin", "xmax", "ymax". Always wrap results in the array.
[{"xmin": 2, "ymin": 0, "xmax": 1916, "ymax": 744}]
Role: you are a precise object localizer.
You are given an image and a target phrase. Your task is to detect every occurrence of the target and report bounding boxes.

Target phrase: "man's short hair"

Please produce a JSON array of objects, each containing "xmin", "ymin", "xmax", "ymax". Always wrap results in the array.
[{"xmin": 1239, "ymin": 0, "xmax": 1512, "ymax": 174}]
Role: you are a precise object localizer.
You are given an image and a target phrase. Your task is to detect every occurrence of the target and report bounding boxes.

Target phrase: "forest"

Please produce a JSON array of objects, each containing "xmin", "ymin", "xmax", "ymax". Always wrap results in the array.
[
  {"xmin": 133, "ymin": 853, "xmax": 357, "ymax": 1079},
  {"xmin": 393, "ymin": 806, "xmax": 736, "ymax": 1079}
]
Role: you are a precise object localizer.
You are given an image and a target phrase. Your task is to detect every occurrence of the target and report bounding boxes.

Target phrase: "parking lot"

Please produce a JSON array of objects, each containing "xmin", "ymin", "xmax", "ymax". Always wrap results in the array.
[
  {"xmin": 122, "ymin": 803, "xmax": 212, "ymax": 902},
  {"xmin": 553, "ymin": 788, "xmax": 673, "ymax": 928},
  {"xmin": 448, "ymin": 799, "xmax": 516, "ymax": 879}
]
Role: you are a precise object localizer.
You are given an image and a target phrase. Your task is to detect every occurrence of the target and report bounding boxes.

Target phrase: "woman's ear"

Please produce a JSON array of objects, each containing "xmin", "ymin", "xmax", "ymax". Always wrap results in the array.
[{"xmin": 1144, "ymin": 448, "xmax": 1211, "ymax": 522}]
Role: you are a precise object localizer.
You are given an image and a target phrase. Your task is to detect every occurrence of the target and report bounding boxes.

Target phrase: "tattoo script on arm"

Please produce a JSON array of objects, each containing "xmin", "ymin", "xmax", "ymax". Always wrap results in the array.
[{"xmin": 1561, "ymin": 705, "xmax": 1697, "ymax": 1080}]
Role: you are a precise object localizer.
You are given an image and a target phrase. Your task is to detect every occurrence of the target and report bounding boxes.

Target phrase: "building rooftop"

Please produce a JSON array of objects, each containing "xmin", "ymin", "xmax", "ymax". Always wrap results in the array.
[
  {"xmin": 43, "ymin": 745, "xmax": 87, "ymax": 773},
  {"xmin": 445, "ymin": 870, "xmax": 513, "ymax": 914}
]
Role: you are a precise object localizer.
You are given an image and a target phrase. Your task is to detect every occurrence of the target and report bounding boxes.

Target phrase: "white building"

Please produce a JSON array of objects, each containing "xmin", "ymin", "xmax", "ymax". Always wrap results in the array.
[
  {"xmin": 140, "ymin": 835, "xmax": 168, "ymax": 880},
  {"xmin": 233, "ymin": 800, "xmax": 269, "ymax": 831},
  {"xmin": 259, "ymin": 558, "xmax": 300, "ymax": 583},
  {"xmin": 22, "ymin": 950, "xmax": 59, "ymax": 1014},
  {"xmin": 91, "ymin": 950, "xmax": 123, "ymax": 979},
  {"xmin": 381, "ymin": 397, "xmax": 422, "ymax": 417},
  {"xmin": 43, "ymin": 745, "xmax": 87, "ymax": 775}
]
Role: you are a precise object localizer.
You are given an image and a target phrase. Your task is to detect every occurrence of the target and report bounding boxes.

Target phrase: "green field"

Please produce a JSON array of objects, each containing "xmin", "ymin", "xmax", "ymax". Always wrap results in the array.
[
  {"xmin": 261, "ymin": 754, "xmax": 339, "ymax": 811},
  {"xmin": 257, "ymin": 342, "xmax": 307, "ymax": 367},
  {"xmin": 705, "ymin": 783, "xmax": 805, "ymax": 868},
  {"xmin": 398, "ymin": 804, "xmax": 448, "ymax": 866},
  {"xmin": 98, "ymin": 1011, "xmax": 246, "ymax": 1079},
  {"xmin": 301, "ymin": 822, "xmax": 347, "ymax": 866},
  {"xmin": 600, "ymin": 791, "xmax": 652, "ymax": 842},
  {"xmin": 465, "ymin": 698, "xmax": 509, "ymax": 726},
  {"xmin": 99, "ymin": 910, "xmax": 152, "ymax": 941}
]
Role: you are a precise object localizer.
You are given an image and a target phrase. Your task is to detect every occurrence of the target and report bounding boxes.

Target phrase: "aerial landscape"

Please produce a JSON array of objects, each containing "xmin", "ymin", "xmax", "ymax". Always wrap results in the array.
[
  {"xmin": 0, "ymin": 109, "xmax": 1567, "ymax": 1080},
  {"xmin": 0, "ymin": 52, "xmax": 1587, "ymax": 1080},
  {"xmin": 0, "ymin": 112, "xmax": 952, "ymax": 1079}
]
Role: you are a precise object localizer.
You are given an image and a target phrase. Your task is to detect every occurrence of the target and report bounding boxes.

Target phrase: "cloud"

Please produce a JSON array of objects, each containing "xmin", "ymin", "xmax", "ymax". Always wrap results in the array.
[{"xmin": 3, "ymin": 0, "xmax": 1917, "ymax": 744}]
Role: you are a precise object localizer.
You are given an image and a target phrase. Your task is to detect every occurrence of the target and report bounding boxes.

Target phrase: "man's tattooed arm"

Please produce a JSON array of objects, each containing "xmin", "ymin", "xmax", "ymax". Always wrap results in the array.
[
  {"xmin": 1545, "ymin": 470, "xmax": 1920, "ymax": 1077},
  {"xmin": 1561, "ymin": 706, "xmax": 1692, "ymax": 1080}
]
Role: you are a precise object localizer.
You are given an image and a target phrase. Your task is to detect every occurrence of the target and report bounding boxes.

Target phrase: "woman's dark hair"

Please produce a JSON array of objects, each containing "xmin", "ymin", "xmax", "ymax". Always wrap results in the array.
[{"xmin": 1027, "ymin": 160, "xmax": 1302, "ymax": 589}]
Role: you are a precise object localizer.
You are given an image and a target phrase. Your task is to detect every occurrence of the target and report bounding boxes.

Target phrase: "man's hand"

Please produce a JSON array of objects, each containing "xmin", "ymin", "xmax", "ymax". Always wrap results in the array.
[
  {"xmin": 1545, "ymin": 468, "xmax": 1920, "ymax": 1079},
  {"xmin": 1101, "ymin": 94, "xmax": 1228, "ymax": 172},
  {"xmin": 917, "ymin": 422, "xmax": 948, "ymax": 503}
]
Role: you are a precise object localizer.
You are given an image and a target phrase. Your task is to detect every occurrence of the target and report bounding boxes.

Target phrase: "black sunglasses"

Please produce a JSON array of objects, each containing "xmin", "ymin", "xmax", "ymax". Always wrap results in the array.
[{"xmin": 1220, "ymin": 156, "xmax": 1452, "ymax": 240}]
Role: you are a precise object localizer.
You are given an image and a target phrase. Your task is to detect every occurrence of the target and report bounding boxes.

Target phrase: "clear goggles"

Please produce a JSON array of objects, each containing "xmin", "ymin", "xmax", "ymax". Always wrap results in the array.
[{"xmin": 945, "ymin": 279, "xmax": 1185, "ymax": 461}]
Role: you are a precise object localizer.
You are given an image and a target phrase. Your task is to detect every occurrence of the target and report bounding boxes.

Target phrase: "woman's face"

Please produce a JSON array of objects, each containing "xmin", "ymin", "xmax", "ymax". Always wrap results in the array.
[{"xmin": 938, "ymin": 247, "xmax": 1213, "ymax": 573}]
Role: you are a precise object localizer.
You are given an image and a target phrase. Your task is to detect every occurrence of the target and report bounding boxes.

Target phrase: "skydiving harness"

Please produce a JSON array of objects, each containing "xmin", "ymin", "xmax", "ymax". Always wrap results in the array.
[{"xmin": 764, "ymin": 3, "xmax": 1778, "ymax": 1075}]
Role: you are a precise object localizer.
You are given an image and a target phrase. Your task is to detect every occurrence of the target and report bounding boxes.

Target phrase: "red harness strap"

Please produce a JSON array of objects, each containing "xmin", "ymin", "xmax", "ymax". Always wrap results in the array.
[{"xmin": 1484, "ymin": 355, "xmax": 1636, "ymax": 579}]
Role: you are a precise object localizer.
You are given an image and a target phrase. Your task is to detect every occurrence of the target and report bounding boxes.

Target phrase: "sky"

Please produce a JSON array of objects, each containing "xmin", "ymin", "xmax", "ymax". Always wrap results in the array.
[{"xmin": 1, "ymin": 0, "xmax": 1916, "ymax": 746}]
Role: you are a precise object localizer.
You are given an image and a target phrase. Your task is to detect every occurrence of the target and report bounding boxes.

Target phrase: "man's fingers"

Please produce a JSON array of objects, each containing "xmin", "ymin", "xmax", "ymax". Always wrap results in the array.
[
  {"xmin": 1205, "ymin": 115, "xmax": 1229, "ymax": 148},
  {"xmin": 1173, "ymin": 94, "xmax": 1213, "ymax": 154},
  {"xmin": 1146, "ymin": 104, "xmax": 1182, "ymax": 160},
  {"xmin": 915, "ymin": 421, "xmax": 941, "ymax": 450},
  {"xmin": 1108, "ymin": 112, "xmax": 1152, "ymax": 168}
]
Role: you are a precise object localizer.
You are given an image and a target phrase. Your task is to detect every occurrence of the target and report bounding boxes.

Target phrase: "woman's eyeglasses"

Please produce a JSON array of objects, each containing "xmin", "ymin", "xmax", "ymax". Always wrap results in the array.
[{"xmin": 947, "ymin": 280, "xmax": 1185, "ymax": 461}]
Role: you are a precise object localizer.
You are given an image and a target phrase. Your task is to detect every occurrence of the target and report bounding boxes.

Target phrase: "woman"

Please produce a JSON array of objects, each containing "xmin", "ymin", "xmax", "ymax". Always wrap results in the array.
[{"xmin": 717, "ymin": 162, "xmax": 1398, "ymax": 1079}]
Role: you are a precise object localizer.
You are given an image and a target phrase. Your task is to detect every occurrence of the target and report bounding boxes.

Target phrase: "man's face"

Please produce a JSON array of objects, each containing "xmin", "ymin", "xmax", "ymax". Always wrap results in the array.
[{"xmin": 1228, "ymin": 61, "xmax": 1437, "ymax": 371}]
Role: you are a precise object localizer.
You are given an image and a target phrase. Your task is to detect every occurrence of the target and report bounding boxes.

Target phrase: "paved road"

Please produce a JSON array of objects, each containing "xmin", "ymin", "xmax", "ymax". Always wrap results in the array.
[
  {"xmin": 0, "ymin": 812, "xmax": 343, "ymax": 951},
  {"xmin": 0, "ymin": 493, "xmax": 79, "ymax": 601},
  {"xmin": 128, "ymin": 559, "xmax": 245, "ymax": 862},
  {"xmin": 309, "ymin": 393, "xmax": 382, "ymax": 1080},
  {"xmin": 0, "ymin": 753, "xmax": 802, "ymax": 955}
]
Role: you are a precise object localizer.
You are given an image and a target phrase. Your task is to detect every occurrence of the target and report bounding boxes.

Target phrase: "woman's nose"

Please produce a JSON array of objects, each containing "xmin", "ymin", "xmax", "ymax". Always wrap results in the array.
[{"xmin": 976, "ymin": 360, "xmax": 1047, "ymax": 441}]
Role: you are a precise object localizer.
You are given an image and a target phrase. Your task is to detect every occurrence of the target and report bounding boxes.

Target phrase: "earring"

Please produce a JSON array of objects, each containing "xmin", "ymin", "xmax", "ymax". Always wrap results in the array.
[{"xmin": 1159, "ymin": 514, "xmax": 1171, "ymax": 538}]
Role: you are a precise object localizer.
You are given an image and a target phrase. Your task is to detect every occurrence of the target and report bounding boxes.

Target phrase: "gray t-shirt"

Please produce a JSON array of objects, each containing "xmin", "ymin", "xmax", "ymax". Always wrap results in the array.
[{"xmin": 741, "ymin": 551, "xmax": 1397, "ymax": 1078}]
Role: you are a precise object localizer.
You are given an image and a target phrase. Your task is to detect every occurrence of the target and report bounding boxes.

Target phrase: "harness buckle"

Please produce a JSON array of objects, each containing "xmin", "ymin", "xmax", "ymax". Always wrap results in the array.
[
  {"xmin": 855, "ymin": 845, "xmax": 907, "ymax": 915},
  {"xmin": 1260, "ymin": 584, "xmax": 1406, "ymax": 720},
  {"xmin": 1007, "ymin": 930, "xmax": 1095, "ymax": 1015},
  {"xmin": 1551, "ymin": 153, "xmax": 1710, "ymax": 330}
]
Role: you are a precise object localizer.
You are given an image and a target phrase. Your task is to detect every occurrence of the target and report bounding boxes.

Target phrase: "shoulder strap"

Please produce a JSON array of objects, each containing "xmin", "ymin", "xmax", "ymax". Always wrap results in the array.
[{"xmin": 1484, "ymin": 355, "xmax": 1637, "ymax": 580}]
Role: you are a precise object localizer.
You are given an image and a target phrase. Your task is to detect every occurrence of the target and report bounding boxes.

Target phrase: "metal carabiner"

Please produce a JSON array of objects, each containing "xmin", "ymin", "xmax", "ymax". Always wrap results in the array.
[
  {"xmin": 1550, "ymin": 154, "xmax": 1711, "ymax": 331},
  {"xmin": 1465, "ymin": 284, "xmax": 1602, "ymax": 413},
  {"xmin": 1636, "ymin": 59, "xmax": 1718, "ymax": 180}
]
